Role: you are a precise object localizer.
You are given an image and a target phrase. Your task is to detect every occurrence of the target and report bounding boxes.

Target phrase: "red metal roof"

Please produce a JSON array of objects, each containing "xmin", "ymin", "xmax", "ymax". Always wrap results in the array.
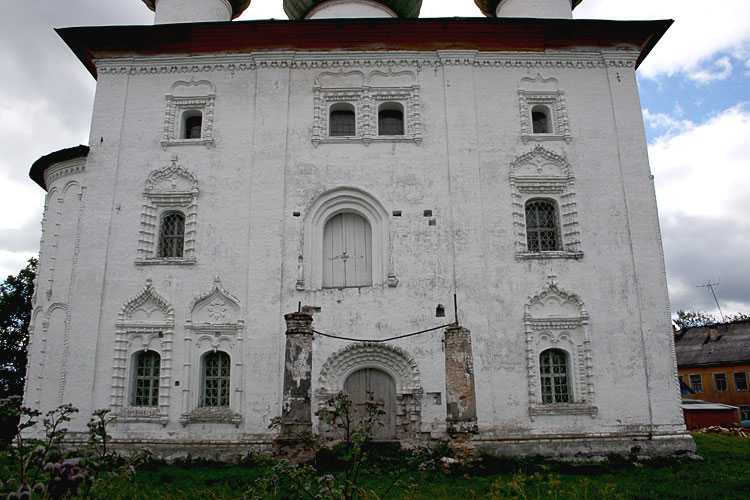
[{"xmin": 56, "ymin": 17, "xmax": 672, "ymax": 79}]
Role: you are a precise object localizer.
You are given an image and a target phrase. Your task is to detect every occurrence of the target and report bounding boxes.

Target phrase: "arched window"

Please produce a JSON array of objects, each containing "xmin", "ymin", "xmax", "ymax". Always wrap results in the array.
[
  {"xmin": 182, "ymin": 110, "xmax": 203, "ymax": 139},
  {"xmin": 329, "ymin": 103, "xmax": 356, "ymax": 137},
  {"xmin": 531, "ymin": 105, "xmax": 551, "ymax": 134},
  {"xmin": 202, "ymin": 351, "xmax": 231, "ymax": 407},
  {"xmin": 378, "ymin": 103, "xmax": 404, "ymax": 136},
  {"xmin": 323, "ymin": 212, "xmax": 372, "ymax": 288},
  {"xmin": 158, "ymin": 212, "xmax": 185, "ymax": 258},
  {"xmin": 539, "ymin": 349, "xmax": 570, "ymax": 403},
  {"xmin": 132, "ymin": 350, "xmax": 160, "ymax": 407},
  {"xmin": 525, "ymin": 199, "xmax": 560, "ymax": 252}
]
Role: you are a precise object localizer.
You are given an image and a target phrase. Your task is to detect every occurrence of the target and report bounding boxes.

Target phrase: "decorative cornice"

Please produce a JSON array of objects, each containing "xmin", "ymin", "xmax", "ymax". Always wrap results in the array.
[{"xmin": 95, "ymin": 50, "xmax": 637, "ymax": 76}]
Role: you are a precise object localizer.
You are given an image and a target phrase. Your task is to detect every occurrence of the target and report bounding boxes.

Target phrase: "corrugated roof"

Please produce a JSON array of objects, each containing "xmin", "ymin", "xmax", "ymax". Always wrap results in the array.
[
  {"xmin": 675, "ymin": 320, "xmax": 750, "ymax": 367},
  {"xmin": 682, "ymin": 398, "xmax": 738, "ymax": 412}
]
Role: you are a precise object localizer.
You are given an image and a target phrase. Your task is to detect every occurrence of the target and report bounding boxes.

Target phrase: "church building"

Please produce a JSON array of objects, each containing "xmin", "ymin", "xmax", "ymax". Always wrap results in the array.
[{"xmin": 24, "ymin": 0, "xmax": 695, "ymax": 457}]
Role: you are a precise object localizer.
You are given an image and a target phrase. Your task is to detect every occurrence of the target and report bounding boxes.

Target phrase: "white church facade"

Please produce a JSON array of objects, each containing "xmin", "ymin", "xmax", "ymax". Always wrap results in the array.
[{"xmin": 24, "ymin": 0, "xmax": 695, "ymax": 457}]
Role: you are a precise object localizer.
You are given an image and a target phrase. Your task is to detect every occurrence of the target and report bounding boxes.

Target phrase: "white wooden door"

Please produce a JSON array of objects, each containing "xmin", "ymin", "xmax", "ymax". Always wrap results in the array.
[
  {"xmin": 323, "ymin": 213, "xmax": 372, "ymax": 288},
  {"xmin": 344, "ymin": 368, "xmax": 397, "ymax": 440}
]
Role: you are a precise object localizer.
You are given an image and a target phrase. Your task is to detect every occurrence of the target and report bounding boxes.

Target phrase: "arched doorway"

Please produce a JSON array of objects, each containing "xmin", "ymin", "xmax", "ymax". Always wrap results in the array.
[{"xmin": 344, "ymin": 368, "xmax": 396, "ymax": 440}]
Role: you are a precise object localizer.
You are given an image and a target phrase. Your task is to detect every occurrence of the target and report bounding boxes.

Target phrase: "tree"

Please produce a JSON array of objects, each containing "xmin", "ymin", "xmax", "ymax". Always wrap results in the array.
[
  {"xmin": 0, "ymin": 257, "xmax": 37, "ymax": 398},
  {"xmin": 672, "ymin": 309, "xmax": 716, "ymax": 330},
  {"xmin": 673, "ymin": 308, "xmax": 750, "ymax": 330}
]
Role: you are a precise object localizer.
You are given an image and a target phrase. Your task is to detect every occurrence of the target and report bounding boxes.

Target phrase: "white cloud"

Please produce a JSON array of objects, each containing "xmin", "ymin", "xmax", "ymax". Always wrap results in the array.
[
  {"xmin": 650, "ymin": 104, "xmax": 750, "ymax": 219},
  {"xmin": 642, "ymin": 109, "xmax": 693, "ymax": 137},
  {"xmin": 650, "ymin": 104, "xmax": 750, "ymax": 313},
  {"xmin": 689, "ymin": 56, "xmax": 734, "ymax": 84},
  {"xmin": 574, "ymin": 0, "xmax": 750, "ymax": 81},
  {"xmin": 0, "ymin": 250, "xmax": 37, "ymax": 281}
]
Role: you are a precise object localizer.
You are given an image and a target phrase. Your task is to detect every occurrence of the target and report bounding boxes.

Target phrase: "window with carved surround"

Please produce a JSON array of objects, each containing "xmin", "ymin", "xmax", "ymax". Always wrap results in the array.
[
  {"xmin": 161, "ymin": 79, "xmax": 215, "ymax": 148},
  {"xmin": 518, "ymin": 74, "xmax": 571, "ymax": 144},
  {"xmin": 510, "ymin": 145, "xmax": 582, "ymax": 260},
  {"xmin": 524, "ymin": 280, "xmax": 596, "ymax": 419},
  {"xmin": 111, "ymin": 280, "xmax": 173, "ymax": 425},
  {"xmin": 136, "ymin": 158, "xmax": 198, "ymax": 266},
  {"xmin": 312, "ymin": 69, "xmax": 421, "ymax": 146},
  {"xmin": 180, "ymin": 278, "xmax": 243, "ymax": 427}
]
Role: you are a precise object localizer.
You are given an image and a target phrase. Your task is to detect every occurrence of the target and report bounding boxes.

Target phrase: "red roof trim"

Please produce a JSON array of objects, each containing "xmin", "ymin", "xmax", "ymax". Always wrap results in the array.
[{"xmin": 56, "ymin": 17, "xmax": 672, "ymax": 79}]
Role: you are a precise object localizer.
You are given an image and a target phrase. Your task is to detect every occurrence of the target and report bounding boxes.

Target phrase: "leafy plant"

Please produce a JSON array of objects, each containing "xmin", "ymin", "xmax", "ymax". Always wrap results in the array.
[
  {"xmin": 0, "ymin": 397, "xmax": 147, "ymax": 499},
  {"xmin": 247, "ymin": 391, "xmax": 432, "ymax": 500}
]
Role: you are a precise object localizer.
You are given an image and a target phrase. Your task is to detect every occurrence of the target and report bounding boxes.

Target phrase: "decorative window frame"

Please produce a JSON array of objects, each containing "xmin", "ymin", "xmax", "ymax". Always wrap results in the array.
[
  {"xmin": 180, "ymin": 278, "xmax": 244, "ymax": 427},
  {"xmin": 161, "ymin": 79, "xmax": 216, "ymax": 149},
  {"xmin": 136, "ymin": 158, "xmax": 199, "ymax": 266},
  {"xmin": 299, "ymin": 187, "xmax": 397, "ymax": 290},
  {"xmin": 312, "ymin": 69, "xmax": 422, "ymax": 146},
  {"xmin": 111, "ymin": 280, "xmax": 173, "ymax": 425},
  {"xmin": 518, "ymin": 74, "xmax": 571, "ymax": 144},
  {"xmin": 316, "ymin": 342, "xmax": 423, "ymax": 440},
  {"xmin": 510, "ymin": 145, "xmax": 583, "ymax": 260},
  {"xmin": 524, "ymin": 279, "xmax": 597, "ymax": 419}
]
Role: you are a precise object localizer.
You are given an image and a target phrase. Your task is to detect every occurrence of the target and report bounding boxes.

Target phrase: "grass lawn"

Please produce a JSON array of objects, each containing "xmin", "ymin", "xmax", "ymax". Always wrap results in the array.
[{"xmin": 3, "ymin": 433, "xmax": 749, "ymax": 499}]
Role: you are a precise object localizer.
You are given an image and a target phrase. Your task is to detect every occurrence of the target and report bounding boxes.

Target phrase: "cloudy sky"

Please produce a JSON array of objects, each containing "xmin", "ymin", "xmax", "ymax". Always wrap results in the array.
[{"xmin": 1, "ymin": 0, "xmax": 748, "ymax": 318}]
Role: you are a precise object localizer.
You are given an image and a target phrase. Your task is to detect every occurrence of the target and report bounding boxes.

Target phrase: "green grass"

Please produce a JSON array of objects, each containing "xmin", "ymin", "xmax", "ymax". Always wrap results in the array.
[{"xmin": 3, "ymin": 434, "xmax": 750, "ymax": 499}]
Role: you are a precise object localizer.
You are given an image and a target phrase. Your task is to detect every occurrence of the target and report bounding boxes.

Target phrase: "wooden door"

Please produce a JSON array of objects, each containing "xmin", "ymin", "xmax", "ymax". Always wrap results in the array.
[
  {"xmin": 323, "ymin": 213, "xmax": 372, "ymax": 288},
  {"xmin": 344, "ymin": 368, "xmax": 396, "ymax": 440}
]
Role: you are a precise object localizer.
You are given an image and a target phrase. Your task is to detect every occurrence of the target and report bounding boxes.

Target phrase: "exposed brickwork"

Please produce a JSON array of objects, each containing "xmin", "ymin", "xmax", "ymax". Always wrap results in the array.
[
  {"xmin": 281, "ymin": 312, "xmax": 314, "ymax": 436},
  {"xmin": 444, "ymin": 325, "xmax": 478, "ymax": 436}
]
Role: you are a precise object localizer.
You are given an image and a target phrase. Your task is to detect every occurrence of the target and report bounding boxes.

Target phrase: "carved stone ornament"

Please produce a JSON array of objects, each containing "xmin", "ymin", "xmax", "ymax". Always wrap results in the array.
[
  {"xmin": 95, "ymin": 50, "xmax": 640, "ymax": 77},
  {"xmin": 111, "ymin": 280, "xmax": 174, "ymax": 425},
  {"xmin": 161, "ymin": 79, "xmax": 216, "ymax": 149},
  {"xmin": 187, "ymin": 277, "xmax": 243, "ymax": 327},
  {"xmin": 518, "ymin": 74, "xmax": 572, "ymax": 144},
  {"xmin": 181, "ymin": 278, "xmax": 245, "ymax": 423},
  {"xmin": 136, "ymin": 157, "xmax": 199, "ymax": 265},
  {"xmin": 312, "ymin": 69, "xmax": 422, "ymax": 146},
  {"xmin": 509, "ymin": 145, "xmax": 583, "ymax": 260},
  {"xmin": 523, "ymin": 278, "xmax": 596, "ymax": 420}
]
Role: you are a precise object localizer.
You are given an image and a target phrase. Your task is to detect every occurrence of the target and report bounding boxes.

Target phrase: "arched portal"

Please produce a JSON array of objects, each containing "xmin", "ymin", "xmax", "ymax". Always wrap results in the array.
[
  {"xmin": 344, "ymin": 368, "xmax": 396, "ymax": 440},
  {"xmin": 317, "ymin": 342, "xmax": 423, "ymax": 440}
]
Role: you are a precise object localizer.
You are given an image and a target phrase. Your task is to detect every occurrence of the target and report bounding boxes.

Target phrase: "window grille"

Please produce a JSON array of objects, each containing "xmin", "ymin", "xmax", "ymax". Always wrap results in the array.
[
  {"xmin": 202, "ymin": 351, "xmax": 230, "ymax": 407},
  {"xmin": 689, "ymin": 374, "xmax": 703, "ymax": 393},
  {"xmin": 734, "ymin": 372, "xmax": 748, "ymax": 391},
  {"xmin": 540, "ymin": 349, "xmax": 570, "ymax": 403},
  {"xmin": 158, "ymin": 212, "xmax": 185, "ymax": 258},
  {"xmin": 132, "ymin": 350, "xmax": 160, "ymax": 407},
  {"xmin": 740, "ymin": 406, "xmax": 750, "ymax": 421},
  {"xmin": 378, "ymin": 108, "xmax": 404, "ymax": 136},
  {"xmin": 329, "ymin": 109, "xmax": 356, "ymax": 137},
  {"xmin": 714, "ymin": 373, "xmax": 728, "ymax": 392},
  {"xmin": 525, "ymin": 199, "xmax": 560, "ymax": 252}
]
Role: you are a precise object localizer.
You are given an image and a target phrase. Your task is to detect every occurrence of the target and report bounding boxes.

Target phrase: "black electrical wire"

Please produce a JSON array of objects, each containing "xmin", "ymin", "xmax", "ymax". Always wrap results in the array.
[{"xmin": 312, "ymin": 322, "xmax": 457, "ymax": 343}]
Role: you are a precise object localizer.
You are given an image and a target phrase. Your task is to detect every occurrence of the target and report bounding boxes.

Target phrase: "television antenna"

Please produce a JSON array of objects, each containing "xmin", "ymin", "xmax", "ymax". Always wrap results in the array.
[{"xmin": 697, "ymin": 280, "xmax": 725, "ymax": 322}]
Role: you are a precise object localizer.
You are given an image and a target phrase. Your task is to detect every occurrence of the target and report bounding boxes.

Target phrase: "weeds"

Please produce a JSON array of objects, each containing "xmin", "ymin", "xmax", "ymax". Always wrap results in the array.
[{"xmin": 0, "ymin": 397, "xmax": 147, "ymax": 499}]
